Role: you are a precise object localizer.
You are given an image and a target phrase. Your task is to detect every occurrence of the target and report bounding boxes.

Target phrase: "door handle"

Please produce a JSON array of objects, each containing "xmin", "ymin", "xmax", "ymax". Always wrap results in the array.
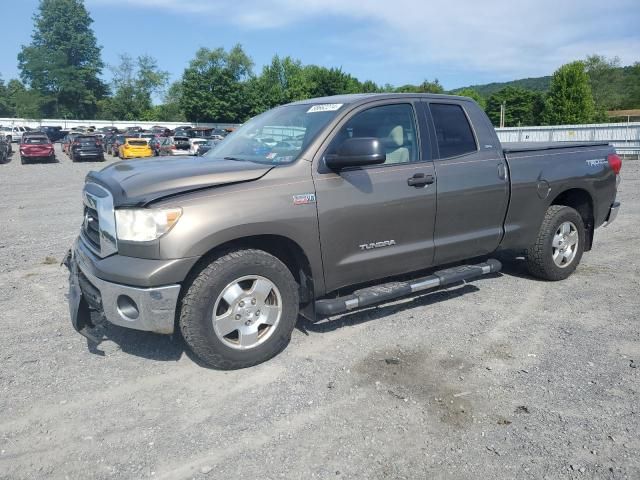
[{"xmin": 407, "ymin": 173, "xmax": 434, "ymax": 187}]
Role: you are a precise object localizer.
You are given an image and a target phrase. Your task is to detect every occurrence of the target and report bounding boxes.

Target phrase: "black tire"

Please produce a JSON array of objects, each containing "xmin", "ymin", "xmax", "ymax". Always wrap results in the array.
[
  {"xmin": 179, "ymin": 249, "xmax": 299, "ymax": 369},
  {"xmin": 525, "ymin": 205, "xmax": 585, "ymax": 281},
  {"xmin": 20, "ymin": 155, "xmax": 26, "ymax": 165}
]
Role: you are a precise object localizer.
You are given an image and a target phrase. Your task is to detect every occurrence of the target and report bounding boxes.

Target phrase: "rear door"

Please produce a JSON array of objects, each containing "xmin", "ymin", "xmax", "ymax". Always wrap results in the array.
[
  {"xmin": 424, "ymin": 100, "xmax": 509, "ymax": 264},
  {"xmin": 313, "ymin": 100, "xmax": 437, "ymax": 292}
]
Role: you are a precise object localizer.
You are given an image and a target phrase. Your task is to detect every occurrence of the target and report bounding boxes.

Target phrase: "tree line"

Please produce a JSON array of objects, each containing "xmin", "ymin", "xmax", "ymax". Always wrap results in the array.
[{"xmin": 0, "ymin": 0, "xmax": 639, "ymax": 127}]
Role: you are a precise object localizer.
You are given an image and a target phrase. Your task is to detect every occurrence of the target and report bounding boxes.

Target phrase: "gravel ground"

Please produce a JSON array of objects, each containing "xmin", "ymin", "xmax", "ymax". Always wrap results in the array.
[{"xmin": 0, "ymin": 145, "xmax": 638, "ymax": 480}]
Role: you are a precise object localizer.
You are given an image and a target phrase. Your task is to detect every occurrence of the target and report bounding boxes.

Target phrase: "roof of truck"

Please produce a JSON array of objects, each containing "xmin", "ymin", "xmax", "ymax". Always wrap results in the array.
[{"xmin": 288, "ymin": 93, "xmax": 474, "ymax": 106}]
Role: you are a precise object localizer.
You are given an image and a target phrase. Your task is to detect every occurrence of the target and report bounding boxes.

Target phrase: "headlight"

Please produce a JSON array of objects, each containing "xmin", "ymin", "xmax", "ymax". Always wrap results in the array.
[{"xmin": 115, "ymin": 208, "xmax": 182, "ymax": 242}]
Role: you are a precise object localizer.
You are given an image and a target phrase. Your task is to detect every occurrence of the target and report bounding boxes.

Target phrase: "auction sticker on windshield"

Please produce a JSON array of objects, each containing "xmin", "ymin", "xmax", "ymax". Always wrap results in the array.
[{"xmin": 307, "ymin": 104, "xmax": 343, "ymax": 113}]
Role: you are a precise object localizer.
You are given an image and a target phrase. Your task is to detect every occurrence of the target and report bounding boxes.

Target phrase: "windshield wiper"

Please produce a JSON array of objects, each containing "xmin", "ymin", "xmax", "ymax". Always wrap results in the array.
[{"xmin": 223, "ymin": 156, "xmax": 246, "ymax": 161}]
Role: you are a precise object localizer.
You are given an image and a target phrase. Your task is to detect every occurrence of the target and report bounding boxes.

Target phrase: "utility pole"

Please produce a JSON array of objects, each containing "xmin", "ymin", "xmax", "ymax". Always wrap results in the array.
[{"xmin": 500, "ymin": 102, "xmax": 506, "ymax": 128}]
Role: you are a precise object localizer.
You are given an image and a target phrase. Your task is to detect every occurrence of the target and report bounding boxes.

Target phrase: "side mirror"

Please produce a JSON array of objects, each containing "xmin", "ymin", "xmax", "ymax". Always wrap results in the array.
[{"xmin": 325, "ymin": 137, "xmax": 386, "ymax": 170}]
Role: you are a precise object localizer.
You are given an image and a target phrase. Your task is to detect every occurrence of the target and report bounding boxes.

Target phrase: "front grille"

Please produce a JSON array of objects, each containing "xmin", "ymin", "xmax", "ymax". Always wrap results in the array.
[
  {"xmin": 82, "ymin": 183, "xmax": 117, "ymax": 258},
  {"xmin": 83, "ymin": 205, "xmax": 101, "ymax": 251}
]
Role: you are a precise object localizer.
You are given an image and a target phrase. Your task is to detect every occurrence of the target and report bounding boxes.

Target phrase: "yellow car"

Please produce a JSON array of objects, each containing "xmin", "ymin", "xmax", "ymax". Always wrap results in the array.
[{"xmin": 118, "ymin": 138, "xmax": 153, "ymax": 159}]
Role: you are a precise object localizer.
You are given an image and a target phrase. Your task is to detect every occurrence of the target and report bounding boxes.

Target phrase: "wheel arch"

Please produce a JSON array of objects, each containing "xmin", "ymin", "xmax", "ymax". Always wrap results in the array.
[
  {"xmin": 549, "ymin": 188, "xmax": 594, "ymax": 250},
  {"xmin": 182, "ymin": 234, "xmax": 316, "ymax": 307}
]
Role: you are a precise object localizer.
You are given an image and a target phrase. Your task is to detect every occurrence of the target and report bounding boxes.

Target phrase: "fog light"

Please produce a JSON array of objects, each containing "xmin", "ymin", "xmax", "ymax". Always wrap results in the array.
[{"xmin": 117, "ymin": 295, "xmax": 139, "ymax": 320}]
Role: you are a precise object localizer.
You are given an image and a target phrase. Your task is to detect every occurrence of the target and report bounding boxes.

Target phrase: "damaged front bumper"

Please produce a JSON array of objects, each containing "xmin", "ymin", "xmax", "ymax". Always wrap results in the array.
[{"xmin": 65, "ymin": 239, "xmax": 181, "ymax": 340}]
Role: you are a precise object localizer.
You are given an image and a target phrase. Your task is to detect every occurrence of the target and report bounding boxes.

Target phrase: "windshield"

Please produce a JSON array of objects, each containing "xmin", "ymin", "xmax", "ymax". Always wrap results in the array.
[{"xmin": 204, "ymin": 103, "xmax": 344, "ymax": 164}]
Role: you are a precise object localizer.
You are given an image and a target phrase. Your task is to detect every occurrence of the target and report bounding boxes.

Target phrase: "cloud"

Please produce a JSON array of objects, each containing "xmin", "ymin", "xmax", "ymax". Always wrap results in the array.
[{"xmin": 88, "ymin": 0, "xmax": 640, "ymax": 79}]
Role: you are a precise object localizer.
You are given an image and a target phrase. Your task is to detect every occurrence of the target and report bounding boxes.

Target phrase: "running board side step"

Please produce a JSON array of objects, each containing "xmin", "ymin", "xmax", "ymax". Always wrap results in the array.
[{"xmin": 314, "ymin": 259, "xmax": 501, "ymax": 317}]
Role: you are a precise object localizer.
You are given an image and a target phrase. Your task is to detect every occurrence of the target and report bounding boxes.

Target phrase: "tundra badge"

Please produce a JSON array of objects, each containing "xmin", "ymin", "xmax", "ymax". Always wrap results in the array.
[
  {"xmin": 359, "ymin": 240, "xmax": 396, "ymax": 251},
  {"xmin": 293, "ymin": 193, "xmax": 316, "ymax": 205}
]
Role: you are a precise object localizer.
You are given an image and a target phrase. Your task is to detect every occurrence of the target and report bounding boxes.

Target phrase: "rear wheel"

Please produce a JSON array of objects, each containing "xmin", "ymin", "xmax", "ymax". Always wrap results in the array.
[
  {"xmin": 526, "ymin": 205, "xmax": 585, "ymax": 281},
  {"xmin": 179, "ymin": 249, "xmax": 299, "ymax": 369}
]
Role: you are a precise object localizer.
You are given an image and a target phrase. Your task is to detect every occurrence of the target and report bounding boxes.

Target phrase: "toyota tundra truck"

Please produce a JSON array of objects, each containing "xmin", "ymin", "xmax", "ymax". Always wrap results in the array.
[{"xmin": 65, "ymin": 93, "xmax": 621, "ymax": 369}]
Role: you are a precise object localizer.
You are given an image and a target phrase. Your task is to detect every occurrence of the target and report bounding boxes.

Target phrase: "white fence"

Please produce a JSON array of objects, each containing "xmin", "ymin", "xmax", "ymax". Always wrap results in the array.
[
  {"xmin": 0, "ymin": 117, "xmax": 240, "ymax": 131},
  {"xmin": 496, "ymin": 122, "xmax": 640, "ymax": 156}
]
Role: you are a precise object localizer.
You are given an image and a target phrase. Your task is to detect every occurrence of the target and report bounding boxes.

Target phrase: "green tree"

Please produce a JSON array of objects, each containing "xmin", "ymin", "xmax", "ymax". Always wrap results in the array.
[
  {"xmin": 486, "ymin": 86, "xmax": 543, "ymax": 126},
  {"xmin": 360, "ymin": 80, "xmax": 381, "ymax": 93},
  {"xmin": 101, "ymin": 54, "xmax": 168, "ymax": 120},
  {"xmin": 180, "ymin": 45, "xmax": 254, "ymax": 123},
  {"xmin": 456, "ymin": 87, "xmax": 486, "ymax": 109},
  {"xmin": 395, "ymin": 79, "xmax": 444, "ymax": 94},
  {"xmin": 18, "ymin": 0, "xmax": 106, "ymax": 118},
  {"xmin": 0, "ymin": 77, "xmax": 12, "ymax": 117},
  {"xmin": 144, "ymin": 81, "xmax": 186, "ymax": 122},
  {"xmin": 624, "ymin": 62, "xmax": 640, "ymax": 109},
  {"xmin": 251, "ymin": 56, "xmax": 311, "ymax": 112},
  {"xmin": 5, "ymin": 79, "xmax": 48, "ymax": 118},
  {"xmin": 584, "ymin": 55, "xmax": 625, "ymax": 116},
  {"xmin": 543, "ymin": 61, "xmax": 596, "ymax": 125},
  {"xmin": 303, "ymin": 65, "xmax": 361, "ymax": 98}
]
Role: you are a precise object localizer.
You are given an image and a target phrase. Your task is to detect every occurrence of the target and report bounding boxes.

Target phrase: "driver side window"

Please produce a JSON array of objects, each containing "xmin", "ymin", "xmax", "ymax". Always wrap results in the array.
[{"xmin": 326, "ymin": 103, "xmax": 418, "ymax": 164}]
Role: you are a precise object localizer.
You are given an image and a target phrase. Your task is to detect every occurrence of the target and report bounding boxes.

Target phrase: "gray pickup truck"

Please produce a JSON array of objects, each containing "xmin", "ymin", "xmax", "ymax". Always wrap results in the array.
[{"xmin": 65, "ymin": 93, "xmax": 622, "ymax": 369}]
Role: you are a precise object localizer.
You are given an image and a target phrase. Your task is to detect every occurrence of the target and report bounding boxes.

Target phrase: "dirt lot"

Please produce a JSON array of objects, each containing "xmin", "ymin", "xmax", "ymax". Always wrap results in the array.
[{"xmin": 0, "ymin": 144, "xmax": 638, "ymax": 480}]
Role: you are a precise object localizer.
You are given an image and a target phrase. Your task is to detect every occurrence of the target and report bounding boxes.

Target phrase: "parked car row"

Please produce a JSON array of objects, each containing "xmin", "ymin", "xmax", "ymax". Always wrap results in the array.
[
  {"xmin": 1, "ymin": 124, "xmax": 230, "ymax": 164},
  {"xmin": 101, "ymin": 127, "xmax": 224, "ymax": 159}
]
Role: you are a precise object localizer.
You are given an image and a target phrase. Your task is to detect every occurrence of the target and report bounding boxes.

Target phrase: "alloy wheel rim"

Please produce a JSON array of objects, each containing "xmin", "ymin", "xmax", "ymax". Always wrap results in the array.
[
  {"xmin": 212, "ymin": 275, "xmax": 282, "ymax": 350},
  {"xmin": 552, "ymin": 221, "xmax": 579, "ymax": 268}
]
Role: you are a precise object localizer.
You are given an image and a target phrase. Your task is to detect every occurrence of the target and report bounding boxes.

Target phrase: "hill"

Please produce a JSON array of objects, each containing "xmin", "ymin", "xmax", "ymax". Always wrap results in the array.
[{"xmin": 451, "ymin": 76, "xmax": 551, "ymax": 97}]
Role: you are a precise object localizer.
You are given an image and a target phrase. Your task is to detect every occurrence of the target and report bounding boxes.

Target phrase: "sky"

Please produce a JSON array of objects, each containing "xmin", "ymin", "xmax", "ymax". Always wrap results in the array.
[{"xmin": 1, "ymin": 0, "xmax": 639, "ymax": 92}]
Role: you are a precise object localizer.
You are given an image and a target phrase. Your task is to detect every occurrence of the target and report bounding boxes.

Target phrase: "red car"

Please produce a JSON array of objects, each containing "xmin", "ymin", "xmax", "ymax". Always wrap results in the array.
[
  {"xmin": 20, "ymin": 134, "xmax": 55, "ymax": 164},
  {"xmin": 62, "ymin": 133, "xmax": 80, "ymax": 156}
]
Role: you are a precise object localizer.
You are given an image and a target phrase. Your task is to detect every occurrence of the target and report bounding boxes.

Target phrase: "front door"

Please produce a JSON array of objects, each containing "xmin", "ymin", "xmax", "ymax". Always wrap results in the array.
[{"xmin": 313, "ymin": 101, "xmax": 437, "ymax": 293}]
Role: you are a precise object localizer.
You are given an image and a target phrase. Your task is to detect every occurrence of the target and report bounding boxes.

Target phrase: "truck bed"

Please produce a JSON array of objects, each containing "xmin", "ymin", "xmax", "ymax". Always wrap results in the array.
[{"xmin": 501, "ymin": 141, "xmax": 610, "ymax": 153}]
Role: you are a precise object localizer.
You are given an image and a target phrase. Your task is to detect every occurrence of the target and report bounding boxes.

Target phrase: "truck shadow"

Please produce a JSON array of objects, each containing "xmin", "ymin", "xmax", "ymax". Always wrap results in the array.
[
  {"xmin": 297, "ymin": 282, "xmax": 482, "ymax": 334},
  {"xmin": 494, "ymin": 256, "xmax": 542, "ymax": 280},
  {"xmin": 85, "ymin": 323, "xmax": 185, "ymax": 362}
]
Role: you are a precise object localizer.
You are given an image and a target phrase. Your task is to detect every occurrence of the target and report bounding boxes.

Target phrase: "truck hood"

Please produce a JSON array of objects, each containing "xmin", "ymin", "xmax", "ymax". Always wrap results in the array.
[{"xmin": 86, "ymin": 156, "xmax": 274, "ymax": 207}]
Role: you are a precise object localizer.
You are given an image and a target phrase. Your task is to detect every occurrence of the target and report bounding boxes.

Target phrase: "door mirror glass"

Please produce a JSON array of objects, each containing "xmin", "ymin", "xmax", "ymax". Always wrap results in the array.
[{"xmin": 325, "ymin": 137, "xmax": 386, "ymax": 169}]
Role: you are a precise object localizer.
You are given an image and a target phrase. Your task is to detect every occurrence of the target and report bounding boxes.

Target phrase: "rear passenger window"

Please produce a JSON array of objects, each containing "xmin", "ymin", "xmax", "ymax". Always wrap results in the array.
[{"xmin": 430, "ymin": 103, "xmax": 477, "ymax": 158}]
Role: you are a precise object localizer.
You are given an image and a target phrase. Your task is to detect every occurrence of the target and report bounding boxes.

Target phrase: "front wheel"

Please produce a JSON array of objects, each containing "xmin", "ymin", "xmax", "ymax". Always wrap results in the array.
[
  {"xmin": 526, "ymin": 205, "xmax": 585, "ymax": 281},
  {"xmin": 179, "ymin": 249, "xmax": 299, "ymax": 369}
]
